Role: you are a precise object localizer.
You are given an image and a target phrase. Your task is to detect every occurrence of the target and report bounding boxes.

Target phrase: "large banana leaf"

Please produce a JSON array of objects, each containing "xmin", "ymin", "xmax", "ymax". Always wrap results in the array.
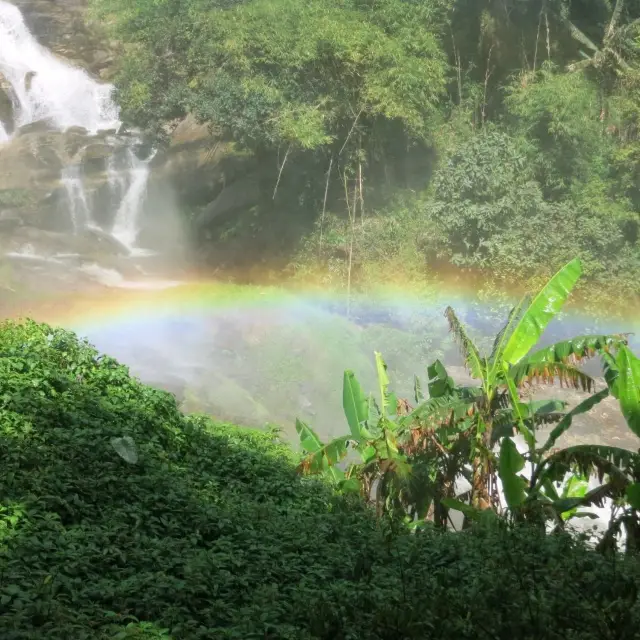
[
  {"xmin": 489, "ymin": 295, "xmax": 530, "ymax": 367},
  {"xmin": 499, "ymin": 437, "xmax": 527, "ymax": 508},
  {"xmin": 295, "ymin": 419, "xmax": 348, "ymax": 483},
  {"xmin": 427, "ymin": 359, "xmax": 456, "ymax": 398},
  {"xmin": 539, "ymin": 389, "xmax": 610, "ymax": 454},
  {"xmin": 626, "ymin": 483, "xmax": 640, "ymax": 510},
  {"xmin": 444, "ymin": 307, "xmax": 484, "ymax": 380},
  {"xmin": 535, "ymin": 444, "xmax": 639, "ymax": 488},
  {"xmin": 509, "ymin": 360, "xmax": 595, "ymax": 392},
  {"xmin": 375, "ymin": 352, "xmax": 397, "ymax": 420},
  {"xmin": 343, "ymin": 370, "xmax": 372, "ymax": 440},
  {"xmin": 614, "ymin": 345, "xmax": 640, "ymax": 438},
  {"xmin": 523, "ymin": 335, "xmax": 629, "ymax": 366},
  {"xmin": 501, "ymin": 258, "xmax": 582, "ymax": 366}
]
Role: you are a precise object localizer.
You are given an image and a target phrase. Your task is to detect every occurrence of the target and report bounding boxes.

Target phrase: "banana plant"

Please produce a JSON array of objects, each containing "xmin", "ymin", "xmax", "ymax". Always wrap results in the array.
[
  {"xmin": 498, "ymin": 344, "xmax": 640, "ymax": 550},
  {"xmin": 296, "ymin": 352, "xmax": 412, "ymax": 516},
  {"xmin": 429, "ymin": 258, "xmax": 629, "ymax": 511}
]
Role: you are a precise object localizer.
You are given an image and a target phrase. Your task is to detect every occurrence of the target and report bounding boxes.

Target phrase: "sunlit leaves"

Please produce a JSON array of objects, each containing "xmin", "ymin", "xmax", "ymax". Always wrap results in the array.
[
  {"xmin": 501, "ymin": 258, "xmax": 582, "ymax": 366},
  {"xmin": 613, "ymin": 345, "xmax": 640, "ymax": 437}
]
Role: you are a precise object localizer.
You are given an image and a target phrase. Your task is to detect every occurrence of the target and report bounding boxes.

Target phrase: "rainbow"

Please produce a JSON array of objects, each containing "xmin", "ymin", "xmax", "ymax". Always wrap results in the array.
[{"xmin": 5, "ymin": 277, "xmax": 639, "ymax": 352}]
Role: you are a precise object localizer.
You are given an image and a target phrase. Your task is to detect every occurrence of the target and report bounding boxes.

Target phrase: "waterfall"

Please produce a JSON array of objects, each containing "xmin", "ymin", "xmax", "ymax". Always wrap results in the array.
[
  {"xmin": 0, "ymin": 0, "xmax": 152, "ymax": 252},
  {"xmin": 110, "ymin": 149, "xmax": 156, "ymax": 250},
  {"xmin": 61, "ymin": 166, "xmax": 93, "ymax": 233},
  {"xmin": 0, "ymin": 0, "xmax": 119, "ymax": 132}
]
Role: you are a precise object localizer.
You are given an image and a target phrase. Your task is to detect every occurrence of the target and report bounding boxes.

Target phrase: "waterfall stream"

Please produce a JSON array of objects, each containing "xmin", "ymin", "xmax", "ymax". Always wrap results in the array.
[
  {"xmin": 0, "ymin": 0, "xmax": 152, "ymax": 252},
  {"xmin": 0, "ymin": 0, "xmax": 118, "ymax": 132}
]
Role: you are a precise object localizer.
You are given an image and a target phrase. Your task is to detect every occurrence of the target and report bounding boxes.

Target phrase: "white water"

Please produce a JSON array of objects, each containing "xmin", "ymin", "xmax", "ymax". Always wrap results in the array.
[
  {"xmin": 0, "ymin": 0, "xmax": 119, "ymax": 133},
  {"xmin": 62, "ymin": 165, "xmax": 93, "ymax": 232},
  {"xmin": 110, "ymin": 149, "xmax": 156, "ymax": 249},
  {"xmin": 0, "ymin": 0, "xmax": 156, "ymax": 252}
]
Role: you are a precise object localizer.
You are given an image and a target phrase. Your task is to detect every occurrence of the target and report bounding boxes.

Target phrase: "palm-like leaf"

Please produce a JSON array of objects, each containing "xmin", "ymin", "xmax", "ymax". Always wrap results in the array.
[
  {"xmin": 613, "ymin": 345, "xmax": 640, "ymax": 438},
  {"xmin": 501, "ymin": 258, "xmax": 582, "ymax": 366},
  {"xmin": 499, "ymin": 437, "xmax": 527, "ymax": 508},
  {"xmin": 523, "ymin": 334, "xmax": 628, "ymax": 366},
  {"xmin": 343, "ymin": 370, "xmax": 371, "ymax": 440},
  {"xmin": 535, "ymin": 444, "xmax": 639, "ymax": 488},
  {"xmin": 444, "ymin": 307, "xmax": 484, "ymax": 380},
  {"xmin": 295, "ymin": 419, "xmax": 348, "ymax": 483},
  {"xmin": 539, "ymin": 388, "xmax": 610, "ymax": 455},
  {"xmin": 510, "ymin": 360, "xmax": 596, "ymax": 392},
  {"xmin": 607, "ymin": 0, "xmax": 625, "ymax": 41},
  {"xmin": 489, "ymin": 296, "xmax": 531, "ymax": 365}
]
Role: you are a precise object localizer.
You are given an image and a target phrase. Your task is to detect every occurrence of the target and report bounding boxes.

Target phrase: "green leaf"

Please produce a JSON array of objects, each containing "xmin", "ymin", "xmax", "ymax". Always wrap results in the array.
[
  {"xmin": 110, "ymin": 436, "xmax": 138, "ymax": 464},
  {"xmin": 535, "ymin": 445, "xmax": 639, "ymax": 489},
  {"xmin": 343, "ymin": 370, "xmax": 370, "ymax": 440},
  {"xmin": 499, "ymin": 437, "xmax": 527, "ymax": 508},
  {"xmin": 501, "ymin": 258, "xmax": 582, "ymax": 366},
  {"xmin": 444, "ymin": 307, "xmax": 484, "ymax": 380},
  {"xmin": 413, "ymin": 375, "xmax": 424, "ymax": 403},
  {"xmin": 489, "ymin": 295, "xmax": 530, "ymax": 367},
  {"xmin": 505, "ymin": 375, "xmax": 535, "ymax": 451},
  {"xmin": 441, "ymin": 498, "xmax": 498, "ymax": 523},
  {"xmin": 427, "ymin": 359, "xmax": 456, "ymax": 398},
  {"xmin": 297, "ymin": 432, "xmax": 350, "ymax": 484},
  {"xmin": 540, "ymin": 389, "xmax": 610, "ymax": 454},
  {"xmin": 614, "ymin": 345, "xmax": 640, "ymax": 438},
  {"xmin": 524, "ymin": 335, "xmax": 629, "ymax": 365},
  {"xmin": 626, "ymin": 483, "xmax": 640, "ymax": 509},
  {"xmin": 295, "ymin": 418, "xmax": 323, "ymax": 454},
  {"xmin": 374, "ymin": 352, "xmax": 395, "ymax": 419},
  {"xmin": 510, "ymin": 360, "xmax": 595, "ymax": 392}
]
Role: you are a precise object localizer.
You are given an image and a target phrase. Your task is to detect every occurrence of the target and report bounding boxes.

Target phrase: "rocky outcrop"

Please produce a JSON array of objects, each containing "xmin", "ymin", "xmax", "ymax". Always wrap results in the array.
[{"xmin": 155, "ymin": 114, "xmax": 259, "ymax": 222}]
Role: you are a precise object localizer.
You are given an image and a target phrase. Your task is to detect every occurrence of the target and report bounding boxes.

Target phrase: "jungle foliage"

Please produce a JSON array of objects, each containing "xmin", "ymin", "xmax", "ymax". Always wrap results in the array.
[
  {"xmin": 92, "ymin": 0, "xmax": 640, "ymax": 297},
  {"xmin": 297, "ymin": 259, "xmax": 640, "ymax": 551},
  {"xmin": 1, "ymin": 314, "xmax": 640, "ymax": 639}
]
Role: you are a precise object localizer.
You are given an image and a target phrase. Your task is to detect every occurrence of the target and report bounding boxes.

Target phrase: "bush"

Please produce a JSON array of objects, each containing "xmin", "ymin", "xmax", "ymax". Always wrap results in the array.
[{"xmin": 1, "ymin": 320, "xmax": 639, "ymax": 639}]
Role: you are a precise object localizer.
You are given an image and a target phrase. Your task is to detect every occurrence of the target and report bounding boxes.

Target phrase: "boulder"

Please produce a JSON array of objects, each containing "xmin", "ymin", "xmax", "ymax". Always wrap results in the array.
[
  {"xmin": 154, "ymin": 113, "xmax": 256, "ymax": 210},
  {"xmin": 196, "ymin": 174, "xmax": 261, "ymax": 227},
  {"xmin": 16, "ymin": 120, "xmax": 56, "ymax": 137},
  {"xmin": 80, "ymin": 142, "xmax": 113, "ymax": 174}
]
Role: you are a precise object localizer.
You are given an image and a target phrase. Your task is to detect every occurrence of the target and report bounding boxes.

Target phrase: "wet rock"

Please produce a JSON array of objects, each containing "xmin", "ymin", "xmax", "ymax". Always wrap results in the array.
[
  {"xmin": 81, "ymin": 142, "xmax": 113, "ymax": 174},
  {"xmin": 83, "ymin": 227, "xmax": 131, "ymax": 256},
  {"xmin": 24, "ymin": 71, "xmax": 36, "ymax": 92},
  {"xmin": 65, "ymin": 126, "xmax": 89, "ymax": 137},
  {"xmin": 16, "ymin": 120, "xmax": 55, "ymax": 136},
  {"xmin": 0, "ymin": 72, "xmax": 16, "ymax": 136}
]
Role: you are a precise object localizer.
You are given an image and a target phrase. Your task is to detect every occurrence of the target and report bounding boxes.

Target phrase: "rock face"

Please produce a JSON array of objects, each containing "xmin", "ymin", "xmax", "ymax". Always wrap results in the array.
[{"xmin": 156, "ymin": 114, "xmax": 259, "ymax": 227}]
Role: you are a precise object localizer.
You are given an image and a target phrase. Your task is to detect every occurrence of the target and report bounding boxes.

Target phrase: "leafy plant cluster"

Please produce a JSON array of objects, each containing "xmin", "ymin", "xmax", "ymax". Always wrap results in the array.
[
  {"xmin": 1, "ymin": 301, "xmax": 640, "ymax": 638},
  {"xmin": 93, "ymin": 0, "xmax": 640, "ymax": 296},
  {"xmin": 297, "ymin": 259, "xmax": 640, "ymax": 551}
]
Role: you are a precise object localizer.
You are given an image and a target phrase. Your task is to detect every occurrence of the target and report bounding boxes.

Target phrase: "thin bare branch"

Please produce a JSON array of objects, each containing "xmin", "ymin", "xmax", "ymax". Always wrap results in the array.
[{"xmin": 272, "ymin": 145, "xmax": 291, "ymax": 200}]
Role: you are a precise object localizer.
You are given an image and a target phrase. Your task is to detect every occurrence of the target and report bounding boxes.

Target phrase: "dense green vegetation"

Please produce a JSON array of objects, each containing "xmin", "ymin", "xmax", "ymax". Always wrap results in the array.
[
  {"xmin": 93, "ymin": 0, "xmax": 640, "ymax": 299},
  {"xmin": 297, "ymin": 259, "xmax": 640, "ymax": 546},
  {"xmin": 1, "ymin": 312, "xmax": 640, "ymax": 639}
]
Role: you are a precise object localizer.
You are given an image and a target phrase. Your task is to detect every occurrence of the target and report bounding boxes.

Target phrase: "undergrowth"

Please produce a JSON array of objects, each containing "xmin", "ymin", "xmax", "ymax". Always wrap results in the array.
[{"xmin": 1, "ymin": 320, "xmax": 639, "ymax": 639}]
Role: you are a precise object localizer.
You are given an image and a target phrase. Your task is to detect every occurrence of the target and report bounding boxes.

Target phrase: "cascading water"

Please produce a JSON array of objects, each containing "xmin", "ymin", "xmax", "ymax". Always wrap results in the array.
[
  {"xmin": 61, "ymin": 165, "xmax": 93, "ymax": 233},
  {"xmin": 0, "ymin": 0, "xmax": 153, "ymax": 253},
  {"xmin": 0, "ymin": 0, "xmax": 119, "ymax": 132},
  {"xmin": 110, "ymin": 149, "xmax": 156, "ymax": 250}
]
